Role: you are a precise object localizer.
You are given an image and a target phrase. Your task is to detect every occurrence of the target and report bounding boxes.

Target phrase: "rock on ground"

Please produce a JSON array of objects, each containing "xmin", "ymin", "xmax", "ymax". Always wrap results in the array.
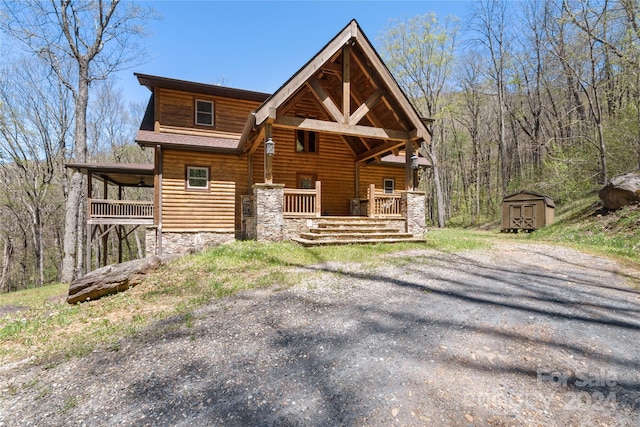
[{"xmin": 599, "ymin": 171, "xmax": 640, "ymax": 209}]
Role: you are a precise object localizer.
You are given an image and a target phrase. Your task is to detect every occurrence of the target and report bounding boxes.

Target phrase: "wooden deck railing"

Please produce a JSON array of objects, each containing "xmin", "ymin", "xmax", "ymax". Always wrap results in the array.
[
  {"xmin": 283, "ymin": 181, "xmax": 321, "ymax": 217},
  {"xmin": 89, "ymin": 199, "xmax": 154, "ymax": 220},
  {"xmin": 368, "ymin": 184, "xmax": 402, "ymax": 218}
]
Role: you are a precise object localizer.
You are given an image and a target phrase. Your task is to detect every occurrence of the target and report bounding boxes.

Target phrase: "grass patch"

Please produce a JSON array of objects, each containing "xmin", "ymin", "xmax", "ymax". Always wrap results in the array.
[
  {"xmin": 523, "ymin": 195, "xmax": 640, "ymax": 267},
  {"xmin": 0, "ymin": 282, "xmax": 67, "ymax": 308},
  {"xmin": 425, "ymin": 228, "xmax": 494, "ymax": 252}
]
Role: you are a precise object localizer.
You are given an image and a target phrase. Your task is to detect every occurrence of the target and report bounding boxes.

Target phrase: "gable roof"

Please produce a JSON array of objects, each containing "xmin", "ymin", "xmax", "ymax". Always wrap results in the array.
[
  {"xmin": 503, "ymin": 190, "xmax": 555, "ymax": 208},
  {"xmin": 238, "ymin": 20, "xmax": 430, "ymax": 156}
]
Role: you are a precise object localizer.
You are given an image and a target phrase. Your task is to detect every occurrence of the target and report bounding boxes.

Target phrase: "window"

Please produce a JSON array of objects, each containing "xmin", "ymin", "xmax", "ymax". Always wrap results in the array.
[
  {"xmin": 383, "ymin": 179, "xmax": 395, "ymax": 194},
  {"xmin": 296, "ymin": 130, "xmax": 318, "ymax": 153},
  {"xmin": 297, "ymin": 173, "xmax": 317, "ymax": 189},
  {"xmin": 195, "ymin": 100, "xmax": 214, "ymax": 126},
  {"xmin": 187, "ymin": 166, "xmax": 209, "ymax": 190}
]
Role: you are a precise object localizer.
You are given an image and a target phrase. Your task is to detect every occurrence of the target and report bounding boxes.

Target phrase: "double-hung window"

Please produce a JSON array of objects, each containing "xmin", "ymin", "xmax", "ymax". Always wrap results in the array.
[
  {"xmin": 383, "ymin": 179, "xmax": 395, "ymax": 194},
  {"xmin": 187, "ymin": 166, "xmax": 209, "ymax": 190},
  {"xmin": 195, "ymin": 100, "xmax": 214, "ymax": 126}
]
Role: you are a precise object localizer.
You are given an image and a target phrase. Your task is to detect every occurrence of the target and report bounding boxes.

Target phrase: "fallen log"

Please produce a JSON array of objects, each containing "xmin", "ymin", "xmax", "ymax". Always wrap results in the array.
[{"xmin": 67, "ymin": 255, "xmax": 174, "ymax": 304}]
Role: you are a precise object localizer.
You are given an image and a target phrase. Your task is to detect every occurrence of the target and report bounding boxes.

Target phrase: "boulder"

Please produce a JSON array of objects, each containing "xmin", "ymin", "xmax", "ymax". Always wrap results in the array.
[
  {"xmin": 67, "ymin": 255, "xmax": 174, "ymax": 304},
  {"xmin": 598, "ymin": 172, "xmax": 640, "ymax": 210}
]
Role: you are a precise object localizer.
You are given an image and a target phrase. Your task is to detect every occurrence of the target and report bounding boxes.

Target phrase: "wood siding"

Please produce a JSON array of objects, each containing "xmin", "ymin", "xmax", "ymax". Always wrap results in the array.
[
  {"xmin": 155, "ymin": 87, "xmax": 261, "ymax": 133},
  {"xmin": 162, "ymin": 149, "xmax": 249, "ymax": 233},
  {"xmin": 253, "ymin": 129, "xmax": 357, "ymax": 216},
  {"xmin": 358, "ymin": 163, "xmax": 406, "ymax": 197}
]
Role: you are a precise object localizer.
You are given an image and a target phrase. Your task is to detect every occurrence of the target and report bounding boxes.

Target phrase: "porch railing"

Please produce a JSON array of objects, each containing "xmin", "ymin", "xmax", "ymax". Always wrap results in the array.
[
  {"xmin": 89, "ymin": 199, "xmax": 154, "ymax": 220},
  {"xmin": 368, "ymin": 184, "xmax": 402, "ymax": 218},
  {"xmin": 283, "ymin": 181, "xmax": 321, "ymax": 217}
]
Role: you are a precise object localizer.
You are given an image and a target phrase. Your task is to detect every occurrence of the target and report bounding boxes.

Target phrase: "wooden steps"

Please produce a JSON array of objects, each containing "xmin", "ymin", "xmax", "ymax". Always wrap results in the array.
[{"xmin": 291, "ymin": 217, "xmax": 426, "ymax": 247}]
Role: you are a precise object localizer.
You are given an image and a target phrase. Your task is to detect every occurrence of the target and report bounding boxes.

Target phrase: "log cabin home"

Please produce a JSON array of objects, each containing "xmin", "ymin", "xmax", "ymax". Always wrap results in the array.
[{"xmin": 68, "ymin": 20, "xmax": 432, "ymax": 271}]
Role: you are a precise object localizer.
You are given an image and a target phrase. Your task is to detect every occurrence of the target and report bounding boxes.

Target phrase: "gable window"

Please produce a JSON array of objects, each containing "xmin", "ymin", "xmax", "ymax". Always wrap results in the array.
[
  {"xmin": 383, "ymin": 179, "xmax": 395, "ymax": 194},
  {"xmin": 186, "ymin": 166, "xmax": 209, "ymax": 190},
  {"xmin": 195, "ymin": 100, "xmax": 214, "ymax": 126},
  {"xmin": 296, "ymin": 130, "xmax": 318, "ymax": 153}
]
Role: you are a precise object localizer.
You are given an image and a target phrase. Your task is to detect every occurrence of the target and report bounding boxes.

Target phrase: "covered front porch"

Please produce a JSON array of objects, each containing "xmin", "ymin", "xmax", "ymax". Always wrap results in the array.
[{"xmin": 241, "ymin": 180, "xmax": 426, "ymax": 244}]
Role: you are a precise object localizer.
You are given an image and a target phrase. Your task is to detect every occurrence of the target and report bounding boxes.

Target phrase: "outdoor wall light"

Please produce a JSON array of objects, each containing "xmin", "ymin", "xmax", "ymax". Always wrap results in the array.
[
  {"xmin": 265, "ymin": 138, "xmax": 275, "ymax": 156},
  {"xmin": 411, "ymin": 154, "xmax": 419, "ymax": 170}
]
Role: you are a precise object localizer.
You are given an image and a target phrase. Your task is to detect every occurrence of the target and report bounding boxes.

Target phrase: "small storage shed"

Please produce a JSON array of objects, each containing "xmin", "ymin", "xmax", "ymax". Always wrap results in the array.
[{"xmin": 501, "ymin": 191, "xmax": 555, "ymax": 232}]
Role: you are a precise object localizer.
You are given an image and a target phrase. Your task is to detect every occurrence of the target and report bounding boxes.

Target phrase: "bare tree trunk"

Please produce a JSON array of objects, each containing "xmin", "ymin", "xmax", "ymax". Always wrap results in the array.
[
  {"xmin": 0, "ymin": 235, "xmax": 12, "ymax": 293},
  {"xmin": 62, "ymin": 61, "xmax": 90, "ymax": 283},
  {"xmin": 61, "ymin": 173, "xmax": 83, "ymax": 282},
  {"xmin": 421, "ymin": 141, "xmax": 445, "ymax": 228}
]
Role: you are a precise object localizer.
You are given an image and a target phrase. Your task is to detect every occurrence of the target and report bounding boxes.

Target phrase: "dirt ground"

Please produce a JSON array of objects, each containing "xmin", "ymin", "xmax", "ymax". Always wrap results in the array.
[{"xmin": 1, "ymin": 241, "xmax": 639, "ymax": 426}]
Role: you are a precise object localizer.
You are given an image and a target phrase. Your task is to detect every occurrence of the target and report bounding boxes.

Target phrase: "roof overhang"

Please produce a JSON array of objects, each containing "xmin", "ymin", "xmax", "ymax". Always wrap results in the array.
[
  {"xmin": 134, "ymin": 73, "xmax": 271, "ymax": 103},
  {"xmin": 66, "ymin": 163, "xmax": 155, "ymax": 187},
  {"xmin": 135, "ymin": 130, "xmax": 241, "ymax": 153}
]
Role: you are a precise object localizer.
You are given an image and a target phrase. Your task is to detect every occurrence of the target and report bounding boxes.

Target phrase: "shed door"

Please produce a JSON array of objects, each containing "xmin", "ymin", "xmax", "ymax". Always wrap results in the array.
[{"xmin": 510, "ymin": 204, "xmax": 535, "ymax": 229}]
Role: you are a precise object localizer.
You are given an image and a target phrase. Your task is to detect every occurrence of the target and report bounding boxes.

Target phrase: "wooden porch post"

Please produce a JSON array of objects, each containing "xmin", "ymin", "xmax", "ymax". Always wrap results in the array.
[
  {"xmin": 156, "ymin": 144, "xmax": 163, "ymax": 256},
  {"xmin": 315, "ymin": 181, "xmax": 322, "ymax": 217},
  {"xmin": 86, "ymin": 224, "xmax": 92, "ymax": 274},
  {"xmin": 368, "ymin": 183, "xmax": 375, "ymax": 217},
  {"xmin": 101, "ymin": 178, "xmax": 108, "ymax": 267},
  {"xmin": 405, "ymin": 140, "xmax": 415, "ymax": 191},
  {"xmin": 354, "ymin": 162, "xmax": 360, "ymax": 199},
  {"xmin": 118, "ymin": 185, "xmax": 123, "ymax": 264},
  {"xmin": 264, "ymin": 123, "xmax": 273, "ymax": 184},
  {"xmin": 85, "ymin": 171, "xmax": 93, "ymax": 273}
]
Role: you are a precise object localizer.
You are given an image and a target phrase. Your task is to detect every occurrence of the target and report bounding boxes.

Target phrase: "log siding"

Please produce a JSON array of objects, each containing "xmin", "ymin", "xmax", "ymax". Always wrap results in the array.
[{"xmin": 162, "ymin": 149, "xmax": 249, "ymax": 234}]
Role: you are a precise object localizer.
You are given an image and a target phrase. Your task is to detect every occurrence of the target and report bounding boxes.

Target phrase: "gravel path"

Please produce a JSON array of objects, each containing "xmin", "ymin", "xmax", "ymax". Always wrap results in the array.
[{"xmin": 1, "ymin": 241, "xmax": 639, "ymax": 426}]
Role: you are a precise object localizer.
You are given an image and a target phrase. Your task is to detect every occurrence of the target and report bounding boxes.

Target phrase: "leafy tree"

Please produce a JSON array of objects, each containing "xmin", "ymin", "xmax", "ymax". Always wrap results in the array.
[{"xmin": 379, "ymin": 12, "xmax": 460, "ymax": 227}]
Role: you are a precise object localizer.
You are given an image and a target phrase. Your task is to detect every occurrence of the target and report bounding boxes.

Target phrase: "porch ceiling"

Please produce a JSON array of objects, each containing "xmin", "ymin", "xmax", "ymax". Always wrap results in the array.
[{"xmin": 66, "ymin": 163, "xmax": 155, "ymax": 187}]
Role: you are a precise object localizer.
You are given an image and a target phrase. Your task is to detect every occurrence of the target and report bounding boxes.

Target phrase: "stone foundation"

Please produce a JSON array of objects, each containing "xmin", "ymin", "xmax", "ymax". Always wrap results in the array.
[
  {"xmin": 145, "ymin": 226, "xmax": 157, "ymax": 257},
  {"xmin": 145, "ymin": 227, "xmax": 234, "ymax": 256},
  {"xmin": 283, "ymin": 217, "xmax": 318, "ymax": 241}
]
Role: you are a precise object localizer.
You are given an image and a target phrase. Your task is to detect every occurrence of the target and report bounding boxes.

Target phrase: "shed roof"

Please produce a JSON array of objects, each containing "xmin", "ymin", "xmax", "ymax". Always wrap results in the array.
[{"xmin": 503, "ymin": 190, "xmax": 555, "ymax": 208}]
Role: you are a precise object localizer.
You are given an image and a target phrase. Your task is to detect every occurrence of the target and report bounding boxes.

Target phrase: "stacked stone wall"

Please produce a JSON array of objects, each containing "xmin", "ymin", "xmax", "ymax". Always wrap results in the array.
[
  {"xmin": 402, "ymin": 191, "xmax": 426, "ymax": 236},
  {"xmin": 254, "ymin": 184, "xmax": 285, "ymax": 242}
]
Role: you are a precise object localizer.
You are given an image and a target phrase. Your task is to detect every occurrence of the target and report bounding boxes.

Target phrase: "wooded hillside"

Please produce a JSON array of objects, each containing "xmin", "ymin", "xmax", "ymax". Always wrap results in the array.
[{"xmin": 379, "ymin": 0, "xmax": 640, "ymax": 225}]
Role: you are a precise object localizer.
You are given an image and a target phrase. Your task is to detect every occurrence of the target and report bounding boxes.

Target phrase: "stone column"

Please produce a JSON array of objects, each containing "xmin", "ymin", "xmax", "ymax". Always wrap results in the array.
[
  {"xmin": 402, "ymin": 191, "xmax": 426, "ymax": 237},
  {"xmin": 253, "ymin": 183, "xmax": 285, "ymax": 242}
]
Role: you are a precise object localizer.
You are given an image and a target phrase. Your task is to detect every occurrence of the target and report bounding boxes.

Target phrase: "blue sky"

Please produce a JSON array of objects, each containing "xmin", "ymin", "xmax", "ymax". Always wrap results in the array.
[{"xmin": 118, "ymin": 0, "xmax": 476, "ymax": 104}]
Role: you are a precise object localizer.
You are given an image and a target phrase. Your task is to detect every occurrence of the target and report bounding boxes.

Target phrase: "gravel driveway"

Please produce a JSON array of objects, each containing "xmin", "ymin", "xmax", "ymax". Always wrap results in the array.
[{"xmin": 1, "ymin": 241, "xmax": 639, "ymax": 426}]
